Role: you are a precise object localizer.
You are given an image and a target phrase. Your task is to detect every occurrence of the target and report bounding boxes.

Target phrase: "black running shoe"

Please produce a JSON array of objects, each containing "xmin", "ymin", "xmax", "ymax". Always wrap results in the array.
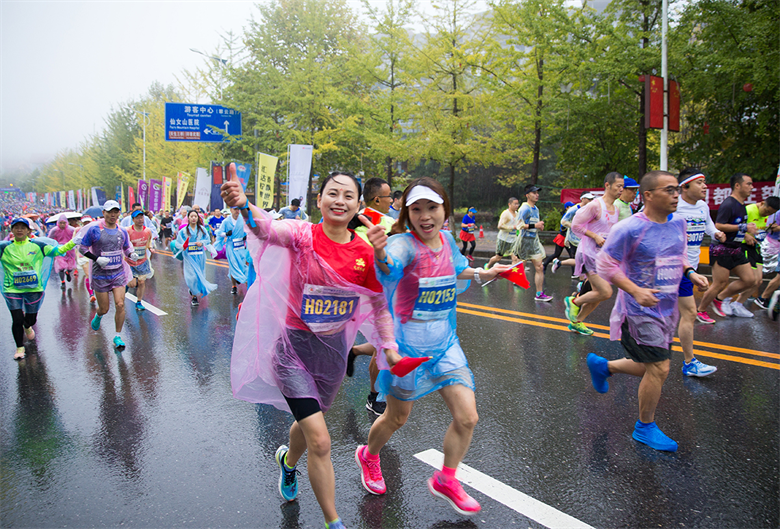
[
  {"xmin": 231, "ymin": 286, "xmax": 238, "ymax": 295},
  {"xmin": 366, "ymin": 392, "xmax": 386, "ymax": 415},
  {"xmin": 191, "ymin": 295, "xmax": 199, "ymax": 306}
]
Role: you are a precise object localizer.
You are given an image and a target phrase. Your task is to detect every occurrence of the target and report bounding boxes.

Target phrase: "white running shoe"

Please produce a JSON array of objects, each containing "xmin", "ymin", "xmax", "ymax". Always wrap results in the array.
[{"xmin": 730, "ymin": 302, "xmax": 754, "ymax": 318}]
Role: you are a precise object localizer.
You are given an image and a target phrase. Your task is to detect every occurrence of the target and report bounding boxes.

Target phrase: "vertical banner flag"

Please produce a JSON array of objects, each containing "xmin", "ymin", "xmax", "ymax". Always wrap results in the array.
[
  {"xmin": 163, "ymin": 176, "xmax": 172, "ymax": 211},
  {"xmin": 256, "ymin": 152, "xmax": 278, "ymax": 209},
  {"xmin": 115, "ymin": 185, "xmax": 122, "ymax": 208},
  {"xmin": 644, "ymin": 75, "xmax": 664, "ymax": 129},
  {"xmin": 77, "ymin": 189, "xmax": 83, "ymax": 211},
  {"xmin": 287, "ymin": 144, "xmax": 313, "ymax": 210},
  {"xmin": 668, "ymin": 79, "xmax": 680, "ymax": 132},
  {"xmin": 176, "ymin": 172, "xmax": 190, "ymax": 210},
  {"xmin": 120, "ymin": 185, "xmax": 126, "ymax": 212},
  {"xmin": 138, "ymin": 180, "xmax": 149, "ymax": 208},
  {"xmin": 68, "ymin": 190, "xmax": 76, "ymax": 210},
  {"xmin": 235, "ymin": 163, "xmax": 252, "ymax": 191},
  {"xmin": 60, "ymin": 191, "xmax": 66, "ymax": 208},
  {"xmin": 128, "ymin": 186, "xmax": 136, "ymax": 209},
  {"xmin": 210, "ymin": 162, "xmax": 224, "ymax": 212},
  {"xmin": 92, "ymin": 187, "xmax": 106, "ymax": 206},
  {"xmin": 150, "ymin": 179, "xmax": 163, "ymax": 212},
  {"xmin": 194, "ymin": 168, "xmax": 212, "ymax": 211}
]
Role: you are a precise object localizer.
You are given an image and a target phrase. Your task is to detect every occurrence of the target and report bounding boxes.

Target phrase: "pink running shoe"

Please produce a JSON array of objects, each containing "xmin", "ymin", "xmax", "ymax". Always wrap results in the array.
[
  {"xmin": 427, "ymin": 471, "xmax": 481, "ymax": 515},
  {"xmin": 355, "ymin": 445, "xmax": 386, "ymax": 495},
  {"xmin": 696, "ymin": 311, "xmax": 715, "ymax": 324}
]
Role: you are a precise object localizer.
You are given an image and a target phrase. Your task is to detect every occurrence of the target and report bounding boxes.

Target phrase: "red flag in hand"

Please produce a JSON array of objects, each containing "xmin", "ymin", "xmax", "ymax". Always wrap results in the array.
[
  {"xmin": 499, "ymin": 262, "xmax": 530, "ymax": 289},
  {"xmin": 183, "ymin": 236, "xmax": 189, "ymax": 250},
  {"xmin": 390, "ymin": 356, "xmax": 432, "ymax": 377},
  {"xmin": 362, "ymin": 208, "xmax": 383, "ymax": 226}
]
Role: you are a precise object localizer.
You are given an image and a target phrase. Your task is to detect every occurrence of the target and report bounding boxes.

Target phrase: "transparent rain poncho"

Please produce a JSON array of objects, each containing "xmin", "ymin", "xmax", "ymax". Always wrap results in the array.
[
  {"xmin": 47, "ymin": 214, "xmax": 76, "ymax": 273},
  {"xmin": 596, "ymin": 212, "xmax": 690, "ymax": 348},
  {"xmin": 375, "ymin": 231, "xmax": 473, "ymax": 402},
  {"xmin": 231, "ymin": 210, "xmax": 396, "ymax": 414},
  {"xmin": 572, "ymin": 197, "xmax": 619, "ymax": 276}
]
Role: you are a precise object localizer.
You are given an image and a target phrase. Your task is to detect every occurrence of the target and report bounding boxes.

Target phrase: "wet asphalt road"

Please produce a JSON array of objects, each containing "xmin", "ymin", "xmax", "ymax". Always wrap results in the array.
[{"xmin": 1, "ymin": 250, "xmax": 778, "ymax": 529}]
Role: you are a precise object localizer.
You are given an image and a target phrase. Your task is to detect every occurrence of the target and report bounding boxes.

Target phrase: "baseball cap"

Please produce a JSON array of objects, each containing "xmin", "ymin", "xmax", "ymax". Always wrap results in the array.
[
  {"xmin": 131, "ymin": 210, "xmax": 145, "ymax": 218},
  {"xmin": 468, "ymin": 207, "xmax": 477, "ymax": 214},
  {"xmin": 103, "ymin": 200, "xmax": 121, "ymax": 211},
  {"xmin": 10, "ymin": 217, "xmax": 31, "ymax": 229},
  {"xmin": 406, "ymin": 185, "xmax": 444, "ymax": 206},
  {"xmin": 581, "ymin": 192, "xmax": 596, "ymax": 200},
  {"xmin": 525, "ymin": 184, "xmax": 541, "ymax": 194},
  {"xmin": 564, "ymin": 201, "xmax": 575, "ymax": 209},
  {"xmin": 623, "ymin": 177, "xmax": 639, "ymax": 189}
]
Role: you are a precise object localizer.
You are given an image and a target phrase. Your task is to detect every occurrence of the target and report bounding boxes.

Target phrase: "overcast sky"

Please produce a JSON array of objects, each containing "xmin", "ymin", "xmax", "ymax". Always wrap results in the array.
[{"xmin": 0, "ymin": 0, "xmax": 489, "ymax": 175}]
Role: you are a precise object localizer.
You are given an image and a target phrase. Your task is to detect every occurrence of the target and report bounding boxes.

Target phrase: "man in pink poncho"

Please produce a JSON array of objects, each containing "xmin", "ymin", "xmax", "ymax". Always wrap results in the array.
[
  {"xmin": 586, "ymin": 171, "xmax": 709, "ymax": 452},
  {"xmin": 48, "ymin": 214, "xmax": 76, "ymax": 289}
]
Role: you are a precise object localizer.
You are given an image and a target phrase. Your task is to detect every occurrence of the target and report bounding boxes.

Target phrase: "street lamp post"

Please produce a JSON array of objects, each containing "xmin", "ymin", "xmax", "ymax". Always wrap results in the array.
[
  {"xmin": 135, "ymin": 111, "xmax": 150, "ymax": 181},
  {"xmin": 190, "ymin": 48, "xmax": 227, "ymax": 100}
]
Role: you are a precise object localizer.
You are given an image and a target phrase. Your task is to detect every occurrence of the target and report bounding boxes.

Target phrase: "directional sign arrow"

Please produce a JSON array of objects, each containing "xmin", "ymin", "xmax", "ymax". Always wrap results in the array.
[{"xmin": 224, "ymin": 120, "xmax": 229, "ymax": 135}]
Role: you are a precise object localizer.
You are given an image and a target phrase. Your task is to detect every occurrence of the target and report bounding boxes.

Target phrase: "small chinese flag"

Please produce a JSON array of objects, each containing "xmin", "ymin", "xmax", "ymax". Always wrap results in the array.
[
  {"xmin": 499, "ymin": 263, "xmax": 530, "ymax": 289},
  {"xmin": 183, "ymin": 236, "xmax": 189, "ymax": 250},
  {"xmin": 362, "ymin": 208, "xmax": 383, "ymax": 226}
]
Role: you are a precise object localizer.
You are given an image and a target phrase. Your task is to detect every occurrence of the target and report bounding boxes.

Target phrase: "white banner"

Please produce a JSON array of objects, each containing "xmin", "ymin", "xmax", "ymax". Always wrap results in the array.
[
  {"xmin": 91, "ymin": 187, "xmax": 99, "ymax": 207},
  {"xmin": 287, "ymin": 144, "xmax": 313, "ymax": 210},
  {"xmin": 193, "ymin": 167, "xmax": 212, "ymax": 211},
  {"xmin": 68, "ymin": 190, "xmax": 76, "ymax": 210}
]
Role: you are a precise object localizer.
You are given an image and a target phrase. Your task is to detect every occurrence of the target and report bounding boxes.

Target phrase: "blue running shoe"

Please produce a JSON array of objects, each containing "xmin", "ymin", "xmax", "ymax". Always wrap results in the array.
[
  {"xmin": 91, "ymin": 314, "xmax": 102, "ymax": 331},
  {"xmin": 632, "ymin": 421, "xmax": 678, "ymax": 452},
  {"xmin": 326, "ymin": 519, "xmax": 346, "ymax": 529},
  {"xmin": 275, "ymin": 445, "xmax": 299, "ymax": 502},
  {"xmin": 586, "ymin": 353, "xmax": 610, "ymax": 393},
  {"xmin": 136, "ymin": 301, "xmax": 145, "ymax": 311},
  {"xmin": 113, "ymin": 336, "xmax": 126, "ymax": 349}
]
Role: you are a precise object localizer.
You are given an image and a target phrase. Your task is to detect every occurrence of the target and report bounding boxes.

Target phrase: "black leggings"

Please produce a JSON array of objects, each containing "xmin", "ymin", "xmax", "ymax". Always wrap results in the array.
[
  {"xmin": 542, "ymin": 244, "xmax": 577, "ymax": 271},
  {"xmin": 461, "ymin": 239, "xmax": 476, "ymax": 256},
  {"xmin": 10, "ymin": 310, "xmax": 37, "ymax": 347}
]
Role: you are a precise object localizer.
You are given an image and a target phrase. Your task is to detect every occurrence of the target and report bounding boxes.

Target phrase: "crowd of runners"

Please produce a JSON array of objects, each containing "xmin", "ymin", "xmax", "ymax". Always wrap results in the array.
[{"xmin": 1, "ymin": 166, "xmax": 778, "ymax": 529}]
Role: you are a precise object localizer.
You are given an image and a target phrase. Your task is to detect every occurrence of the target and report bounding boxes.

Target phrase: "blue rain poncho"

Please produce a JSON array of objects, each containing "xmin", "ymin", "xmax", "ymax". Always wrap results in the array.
[
  {"xmin": 217, "ymin": 214, "xmax": 249, "ymax": 285},
  {"xmin": 174, "ymin": 225, "xmax": 217, "ymax": 298},
  {"xmin": 375, "ymin": 231, "xmax": 472, "ymax": 402}
]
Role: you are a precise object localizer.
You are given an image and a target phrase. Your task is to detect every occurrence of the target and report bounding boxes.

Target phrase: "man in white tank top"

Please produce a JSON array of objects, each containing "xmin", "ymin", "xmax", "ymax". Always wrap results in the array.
[{"xmin": 563, "ymin": 172, "xmax": 624, "ymax": 335}]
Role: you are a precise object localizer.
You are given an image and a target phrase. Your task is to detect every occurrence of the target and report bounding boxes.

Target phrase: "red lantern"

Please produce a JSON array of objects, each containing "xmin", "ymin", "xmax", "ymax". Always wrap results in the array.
[{"xmin": 743, "ymin": 83, "xmax": 753, "ymax": 92}]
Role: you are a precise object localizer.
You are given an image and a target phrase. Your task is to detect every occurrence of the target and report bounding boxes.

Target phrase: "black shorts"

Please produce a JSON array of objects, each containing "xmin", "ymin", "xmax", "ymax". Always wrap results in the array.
[
  {"xmin": 714, "ymin": 252, "xmax": 750, "ymax": 270},
  {"xmin": 283, "ymin": 396, "xmax": 322, "ymax": 422},
  {"xmin": 745, "ymin": 244, "xmax": 763, "ymax": 268},
  {"xmin": 620, "ymin": 321, "xmax": 672, "ymax": 363}
]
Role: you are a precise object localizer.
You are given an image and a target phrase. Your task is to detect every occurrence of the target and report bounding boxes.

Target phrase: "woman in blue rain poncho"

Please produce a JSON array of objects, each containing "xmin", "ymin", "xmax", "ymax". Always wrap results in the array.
[
  {"xmin": 216, "ymin": 206, "xmax": 250, "ymax": 294},
  {"xmin": 354, "ymin": 177, "xmax": 511, "ymax": 516},
  {"xmin": 173, "ymin": 210, "xmax": 217, "ymax": 306}
]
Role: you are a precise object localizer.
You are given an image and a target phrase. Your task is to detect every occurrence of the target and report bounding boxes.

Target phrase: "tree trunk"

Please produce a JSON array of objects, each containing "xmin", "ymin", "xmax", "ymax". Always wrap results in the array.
[{"xmin": 531, "ymin": 57, "xmax": 544, "ymax": 185}]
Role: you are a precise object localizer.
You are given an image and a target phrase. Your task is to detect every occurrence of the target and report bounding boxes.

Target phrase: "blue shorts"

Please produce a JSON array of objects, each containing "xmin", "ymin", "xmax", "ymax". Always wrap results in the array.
[
  {"xmin": 4, "ymin": 291, "xmax": 44, "ymax": 313},
  {"xmin": 678, "ymin": 274, "xmax": 694, "ymax": 298},
  {"xmin": 130, "ymin": 259, "xmax": 153, "ymax": 279}
]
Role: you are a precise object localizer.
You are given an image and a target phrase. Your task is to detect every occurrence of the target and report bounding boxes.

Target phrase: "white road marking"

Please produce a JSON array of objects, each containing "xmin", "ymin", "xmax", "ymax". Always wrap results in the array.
[
  {"xmin": 124, "ymin": 293, "xmax": 168, "ymax": 316},
  {"xmin": 414, "ymin": 449, "xmax": 594, "ymax": 529}
]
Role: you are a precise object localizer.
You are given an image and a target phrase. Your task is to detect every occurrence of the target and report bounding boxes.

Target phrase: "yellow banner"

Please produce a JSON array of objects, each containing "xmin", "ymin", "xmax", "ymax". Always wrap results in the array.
[
  {"xmin": 120, "ymin": 185, "xmax": 126, "ymax": 212},
  {"xmin": 176, "ymin": 172, "xmax": 190, "ymax": 210},
  {"xmin": 163, "ymin": 176, "xmax": 172, "ymax": 212},
  {"xmin": 255, "ymin": 152, "xmax": 278, "ymax": 209}
]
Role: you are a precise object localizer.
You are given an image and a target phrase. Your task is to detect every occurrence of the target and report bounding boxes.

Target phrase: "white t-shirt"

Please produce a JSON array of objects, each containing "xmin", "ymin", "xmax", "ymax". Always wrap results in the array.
[{"xmin": 676, "ymin": 199, "xmax": 717, "ymax": 269}]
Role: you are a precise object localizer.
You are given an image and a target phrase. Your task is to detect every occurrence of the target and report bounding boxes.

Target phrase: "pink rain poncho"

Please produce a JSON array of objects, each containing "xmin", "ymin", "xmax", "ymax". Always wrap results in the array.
[
  {"xmin": 47, "ymin": 214, "xmax": 76, "ymax": 273},
  {"xmin": 231, "ymin": 210, "xmax": 396, "ymax": 414},
  {"xmin": 374, "ymin": 231, "xmax": 472, "ymax": 402},
  {"xmin": 571, "ymin": 197, "xmax": 619, "ymax": 276},
  {"xmin": 596, "ymin": 212, "xmax": 690, "ymax": 348}
]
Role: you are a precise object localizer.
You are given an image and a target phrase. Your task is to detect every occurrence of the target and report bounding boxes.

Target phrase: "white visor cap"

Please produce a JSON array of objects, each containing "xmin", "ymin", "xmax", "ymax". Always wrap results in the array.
[{"xmin": 405, "ymin": 185, "xmax": 444, "ymax": 206}]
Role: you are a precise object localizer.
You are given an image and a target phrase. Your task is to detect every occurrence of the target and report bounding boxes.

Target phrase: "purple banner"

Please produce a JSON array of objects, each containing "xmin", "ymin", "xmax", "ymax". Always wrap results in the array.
[
  {"xmin": 149, "ymin": 179, "xmax": 162, "ymax": 212},
  {"xmin": 138, "ymin": 180, "xmax": 149, "ymax": 208}
]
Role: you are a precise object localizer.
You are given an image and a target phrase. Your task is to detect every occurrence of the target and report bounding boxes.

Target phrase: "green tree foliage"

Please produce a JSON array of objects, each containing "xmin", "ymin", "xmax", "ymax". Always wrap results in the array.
[{"xmin": 669, "ymin": 0, "xmax": 779, "ymax": 180}]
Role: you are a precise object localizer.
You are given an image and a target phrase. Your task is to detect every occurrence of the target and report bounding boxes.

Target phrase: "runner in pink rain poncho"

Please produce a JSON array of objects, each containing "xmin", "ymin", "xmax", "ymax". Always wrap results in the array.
[
  {"xmin": 47, "ymin": 214, "xmax": 76, "ymax": 288},
  {"xmin": 221, "ymin": 164, "xmax": 397, "ymax": 529}
]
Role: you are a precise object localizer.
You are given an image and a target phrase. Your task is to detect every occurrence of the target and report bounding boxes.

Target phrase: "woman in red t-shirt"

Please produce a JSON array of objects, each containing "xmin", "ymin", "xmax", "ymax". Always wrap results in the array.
[{"xmin": 221, "ymin": 164, "xmax": 398, "ymax": 529}]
